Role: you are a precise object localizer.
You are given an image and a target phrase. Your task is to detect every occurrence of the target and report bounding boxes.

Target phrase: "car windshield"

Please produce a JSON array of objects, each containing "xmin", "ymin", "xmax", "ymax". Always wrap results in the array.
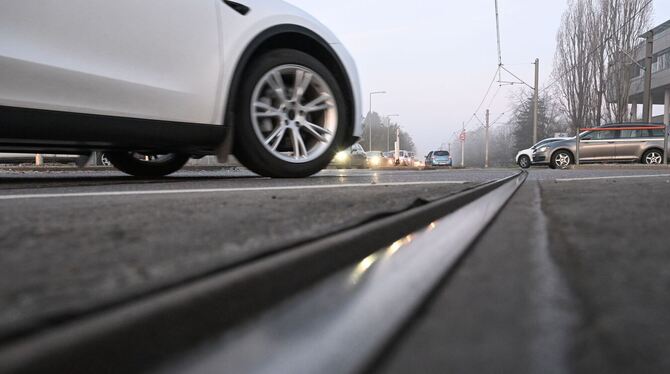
[{"xmin": 367, "ymin": 151, "xmax": 383, "ymax": 157}]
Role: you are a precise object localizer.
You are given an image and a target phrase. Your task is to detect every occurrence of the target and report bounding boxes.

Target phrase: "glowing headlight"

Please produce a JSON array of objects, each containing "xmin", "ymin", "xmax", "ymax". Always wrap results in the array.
[
  {"xmin": 335, "ymin": 151, "xmax": 349, "ymax": 162},
  {"xmin": 370, "ymin": 157, "xmax": 381, "ymax": 166},
  {"xmin": 539, "ymin": 147, "xmax": 548, "ymax": 152}
]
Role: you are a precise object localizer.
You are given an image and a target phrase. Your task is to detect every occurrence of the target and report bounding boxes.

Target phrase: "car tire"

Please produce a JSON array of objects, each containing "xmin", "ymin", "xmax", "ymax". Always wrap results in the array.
[
  {"xmin": 518, "ymin": 155, "xmax": 531, "ymax": 169},
  {"xmin": 233, "ymin": 49, "xmax": 348, "ymax": 178},
  {"xmin": 106, "ymin": 152, "xmax": 189, "ymax": 177},
  {"xmin": 550, "ymin": 150, "xmax": 572, "ymax": 170},
  {"xmin": 642, "ymin": 149, "xmax": 664, "ymax": 165}
]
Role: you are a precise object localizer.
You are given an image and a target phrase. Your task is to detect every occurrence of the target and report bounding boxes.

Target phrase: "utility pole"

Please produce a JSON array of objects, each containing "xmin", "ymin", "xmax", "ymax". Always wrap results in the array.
[
  {"xmin": 495, "ymin": 0, "xmax": 503, "ymax": 83},
  {"xmin": 394, "ymin": 128, "xmax": 400, "ymax": 165},
  {"xmin": 485, "ymin": 109, "xmax": 490, "ymax": 168},
  {"xmin": 665, "ymin": 89, "xmax": 669, "ymax": 165},
  {"xmin": 533, "ymin": 58, "xmax": 539, "ymax": 145},
  {"xmin": 575, "ymin": 122, "xmax": 581, "ymax": 166},
  {"xmin": 386, "ymin": 114, "xmax": 399, "ymax": 152},
  {"xmin": 642, "ymin": 31, "xmax": 654, "ymax": 123},
  {"xmin": 461, "ymin": 122, "xmax": 466, "ymax": 168}
]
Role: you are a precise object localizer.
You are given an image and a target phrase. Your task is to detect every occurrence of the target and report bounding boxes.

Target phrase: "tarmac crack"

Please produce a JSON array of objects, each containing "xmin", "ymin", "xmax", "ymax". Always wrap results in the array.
[{"xmin": 530, "ymin": 181, "xmax": 580, "ymax": 374}]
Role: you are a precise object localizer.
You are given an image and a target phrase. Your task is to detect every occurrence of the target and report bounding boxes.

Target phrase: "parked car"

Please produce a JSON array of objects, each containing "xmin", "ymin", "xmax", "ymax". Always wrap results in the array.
[
  {"xmin": 366, "ymin": 151, "xmax": 385, "ymax": 168},
  {"xmin": 0, "ymin": 153, "xmax": 82, "ymax": 165},
  {"xmin": 332, "ymin": 143, "xmax": 367, "ymax": 169},
  {"xmin": 533, "ymin": 123, "xmax": 667, "ymax": 169},
  {"xmin": 0, "ymin": 1, "xmax": 362, "ymax": 178},
  {"xmin": 425, "ymin": 150, "xmax": 453, "ymax": 168},
  {"xmin": 516, "ymin": 137, "xmax": 567, "ymax": 168}
]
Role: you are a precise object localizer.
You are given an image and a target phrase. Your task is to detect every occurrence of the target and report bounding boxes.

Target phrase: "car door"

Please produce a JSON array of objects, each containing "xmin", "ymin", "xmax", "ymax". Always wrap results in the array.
[
  {"xmin": 616, "ymin": 129, "xmax": 646, "ymax": 160},
  {"xmin": 580, "ymin": 130, "xmax": 617, "ymax": 161},
  {"xmin": 0, "ymin": 0, "xmax": 221, "ymax": 125}
]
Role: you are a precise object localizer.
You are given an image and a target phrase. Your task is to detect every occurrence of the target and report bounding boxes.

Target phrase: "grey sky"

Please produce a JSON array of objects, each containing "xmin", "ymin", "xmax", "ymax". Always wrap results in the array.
[{"xmin": 287, "ymin": 0, "xmax": 670, "ymax": 155}]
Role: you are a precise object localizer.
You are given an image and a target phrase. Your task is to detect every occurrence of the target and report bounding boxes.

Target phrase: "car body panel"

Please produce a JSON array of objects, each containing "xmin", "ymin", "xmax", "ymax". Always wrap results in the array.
[{"xmin": 0, "ymin": 0, "xmax": 221, "ymax": 124}]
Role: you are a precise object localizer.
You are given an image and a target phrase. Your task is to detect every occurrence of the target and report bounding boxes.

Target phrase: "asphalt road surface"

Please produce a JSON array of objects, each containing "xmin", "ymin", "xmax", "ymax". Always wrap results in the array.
[{"xmin": 2, "ymin": 166, "xmax": 670, "ymax": 373}]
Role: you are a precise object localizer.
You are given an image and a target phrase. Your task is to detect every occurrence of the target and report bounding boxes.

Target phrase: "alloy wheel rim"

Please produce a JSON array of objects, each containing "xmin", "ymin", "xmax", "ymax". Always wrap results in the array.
[
  {"xmin": 646, "ymin": 152, "xmax": 662, "ymax": 164},
  {"xmin": 556, "ymin": 153, "xmax": 570, "ymax": 168},
  {"xmin": 250, "ymin": 64, "xmax": 338, "ymax": 164},
  {"xmin": 520, "ymin": 157, "xmax": 529, "ymax": 168}
]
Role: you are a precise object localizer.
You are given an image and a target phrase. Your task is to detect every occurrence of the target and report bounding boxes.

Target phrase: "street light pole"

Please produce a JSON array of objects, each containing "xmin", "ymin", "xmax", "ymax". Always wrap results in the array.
[{"xmin": 368, "ymin": 91, "xmax": 386, "ymax": 151}]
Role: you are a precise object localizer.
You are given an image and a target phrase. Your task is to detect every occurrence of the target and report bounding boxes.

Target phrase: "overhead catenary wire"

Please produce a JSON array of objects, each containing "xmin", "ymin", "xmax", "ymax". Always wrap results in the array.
[{"xmin": 461, "ymin": 66, "xmax": 501, "ymax": 132}]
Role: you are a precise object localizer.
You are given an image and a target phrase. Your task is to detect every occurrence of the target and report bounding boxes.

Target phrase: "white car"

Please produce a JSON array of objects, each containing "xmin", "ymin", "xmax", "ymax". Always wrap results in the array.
[
  {"xmin": 516, "ymin": 138, "xmax": 567, "ymax": 168},
  {"xmin": 0, "ymin": 0, "xmax": 362, "ymax": 177}
]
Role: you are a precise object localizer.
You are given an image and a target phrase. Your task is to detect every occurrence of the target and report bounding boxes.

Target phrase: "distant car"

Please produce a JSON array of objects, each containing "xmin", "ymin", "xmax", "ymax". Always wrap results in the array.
[
  {"xmin": 398, "ymin": 150, "xmax": 414, "ymax": 166},
  {"xmin": 425, "ymin": 150, "xmax": 453, "ymax": 168},
  {"xmin": 516, "ymin": 137, "xmax": 567, "ymax": 168},
  {"xmin": 366, "ymin": 151, "xmax": 385, "ymax": 168},
  {"xmin": 533, "ymin": 123, "xmax": 667, "ymax": 169},
  {"xmin": 0, "ymin": 1, "xmax": 363, "ymax": 178},
  {"xmin": 332, "ymin": 143, "xmax": 367, "ymax": 169}
]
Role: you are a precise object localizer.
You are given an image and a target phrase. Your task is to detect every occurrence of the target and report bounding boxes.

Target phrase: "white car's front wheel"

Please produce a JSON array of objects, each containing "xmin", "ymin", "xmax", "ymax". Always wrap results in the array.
[
  {"xmin": 518, "ymin": 155, "xmax": 531, "ymax": 169},
  {"xmin": 234, "ymin": 49, "xmax": 347, "ymax": 178}
]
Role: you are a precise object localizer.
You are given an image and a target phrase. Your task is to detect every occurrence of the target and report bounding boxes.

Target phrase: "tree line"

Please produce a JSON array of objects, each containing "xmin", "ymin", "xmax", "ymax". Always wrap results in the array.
[{"xmin": 359, "ymin": 112, "xmax": 416, "ymax": 152}]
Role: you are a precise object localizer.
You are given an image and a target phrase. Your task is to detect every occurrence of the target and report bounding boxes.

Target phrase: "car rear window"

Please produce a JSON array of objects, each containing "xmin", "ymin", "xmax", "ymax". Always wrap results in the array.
[{"xmin": 434, "ymin": 151, "xmax": 450, "ymax": 156}]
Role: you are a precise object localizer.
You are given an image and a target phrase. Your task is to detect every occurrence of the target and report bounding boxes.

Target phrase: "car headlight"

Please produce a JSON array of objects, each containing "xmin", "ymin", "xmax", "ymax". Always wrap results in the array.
[
  {"xmin": 335, "ymin": 151, "xmax": 349, "ymax": 162},
  {"xmin": 370, "ymin": 157, "xmax": 381, "ymax": 165},
  {"xmin": 538, "ymin": 147, "xmax": 548, "ymax": 152}
]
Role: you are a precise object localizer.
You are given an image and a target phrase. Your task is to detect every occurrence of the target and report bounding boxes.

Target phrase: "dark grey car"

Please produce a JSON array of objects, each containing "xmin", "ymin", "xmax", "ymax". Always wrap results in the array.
[{"xmin": 533, "ymin": 123, "xmax": 667, "ymax": 169}]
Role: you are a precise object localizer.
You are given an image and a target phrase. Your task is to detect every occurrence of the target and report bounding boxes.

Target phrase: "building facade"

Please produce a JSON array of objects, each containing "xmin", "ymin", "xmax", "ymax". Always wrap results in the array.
[{"xmin": 629, "ymin": 20, "xmax": 670, "ymax": 124}]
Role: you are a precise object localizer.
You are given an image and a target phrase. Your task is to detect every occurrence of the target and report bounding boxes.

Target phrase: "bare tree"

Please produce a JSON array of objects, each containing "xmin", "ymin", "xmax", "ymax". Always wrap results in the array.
[
  {"xmin": 553, "ymin": 0, "xmax": 598, "ymax": 131},
  {"xmin": 603, "ymin": 0, "xmax": 652, "ymax": 122},
  {"xmin": 553, "ymin": 0, "xmax": 652, "ymax": 128}
]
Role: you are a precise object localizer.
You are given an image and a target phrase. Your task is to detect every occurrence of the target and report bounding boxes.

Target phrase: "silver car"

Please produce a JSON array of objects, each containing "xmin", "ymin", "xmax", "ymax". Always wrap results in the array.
[{"xmin": 533, "ymin": 123, "xmax": 667, "ymax": 169}]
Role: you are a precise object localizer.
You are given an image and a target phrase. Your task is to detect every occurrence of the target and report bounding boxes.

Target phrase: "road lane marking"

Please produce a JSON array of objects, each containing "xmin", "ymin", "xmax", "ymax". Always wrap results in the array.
[
  {"xmin": 556, "ymin": 173, "xmax": 670, "ymax": 182},
  {"xmin": 0, "ymin": 181, "xmax": 468, "ymax": 200}
]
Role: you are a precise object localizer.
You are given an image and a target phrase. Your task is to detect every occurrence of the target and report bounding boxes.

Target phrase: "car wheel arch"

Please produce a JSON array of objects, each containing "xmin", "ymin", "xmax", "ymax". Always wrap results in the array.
[
  {"xmin": 641, "ymin": 147, "xmax": 664, "ymax": 163},
  {"xmin": 551, "ymin": 148, "xmax": 574, "ymax": 164},
  {"xmin": 224, "ymin": 25, "xmax": 356, "ymax": 151}
]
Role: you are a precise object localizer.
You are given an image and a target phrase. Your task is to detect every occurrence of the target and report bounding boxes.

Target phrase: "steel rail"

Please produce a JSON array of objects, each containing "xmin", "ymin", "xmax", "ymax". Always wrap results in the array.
[{"xmin": 0, "ymin": 172, "xmax": 526, "ymax": 374}]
